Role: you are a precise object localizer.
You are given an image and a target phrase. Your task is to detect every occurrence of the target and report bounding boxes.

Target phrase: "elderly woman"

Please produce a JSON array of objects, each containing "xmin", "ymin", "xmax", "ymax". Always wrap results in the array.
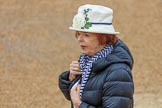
[{"xmin": 59, "ymin": 4, "xmax": 134, "ymax": 108}]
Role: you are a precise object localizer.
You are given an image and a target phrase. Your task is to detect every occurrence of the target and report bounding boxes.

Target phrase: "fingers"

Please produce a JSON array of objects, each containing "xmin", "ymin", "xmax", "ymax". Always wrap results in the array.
[
  {"xmin": 71, "ymin": 85, "xmax": 80, "ymax": 93},
  {"xmin": 71, "ymin": 61, "xmax": 79, "ymax": 64},
  {"xmin": 77, "ymin": 85, "xmax": 80, "ymax": 91},
  {"xmin": 76, "ymin": 85, "xmax": 80, "ymax": 94},
  {"xmin": 70, "ymin": 84, "xmax": 82, "ymax": 108},
  {"xmin": 70, "ymin": 85, "xmax": 77, "ymax": 96},
  {"xmin": 69, "ymin": 70, "xmax": 81, "ymax": 81},
  {"xmin": 70, "ymin": 71, "xmax": 82, "ymax": 76},
  {"xmin": 70, "ymin": 66, "xmax": 80, "ymax": 72},
  {"xmin": 70, "ymin": 85, "xmax": 82, "ymax": 108},
  {"xmin": 70, "ymin": 61, "xmax": 81, "ymax": 75},
  {"xmin": 70, "ymin": 61, "xmax": 80, "ymax": 69},
  {"xmin": 69, "ymin": 61, "xmax": 82, "ymax": 81}
]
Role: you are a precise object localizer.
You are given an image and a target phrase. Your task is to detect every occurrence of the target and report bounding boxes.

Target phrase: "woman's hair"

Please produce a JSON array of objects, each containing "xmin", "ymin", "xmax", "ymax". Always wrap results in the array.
[
  {"xmin": 75, "ymin": 31, "xmax": 118, "ymax": 45},
  {"xmin": 97, "ymin": 34, "xmax": 118, "ymax": 45}
]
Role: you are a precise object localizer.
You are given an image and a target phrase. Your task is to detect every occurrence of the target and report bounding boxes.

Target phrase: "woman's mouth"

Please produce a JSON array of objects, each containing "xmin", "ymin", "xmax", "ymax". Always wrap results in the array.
[{"xmin": 80, "ymin": 45, "xmax": 87, "ymax": 50}]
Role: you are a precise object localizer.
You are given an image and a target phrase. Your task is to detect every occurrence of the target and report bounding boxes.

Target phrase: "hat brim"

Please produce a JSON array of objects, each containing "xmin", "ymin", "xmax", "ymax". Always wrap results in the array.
[{"xmin": 69, "ymin": 25, "xmax": 120, "ymax": 35}]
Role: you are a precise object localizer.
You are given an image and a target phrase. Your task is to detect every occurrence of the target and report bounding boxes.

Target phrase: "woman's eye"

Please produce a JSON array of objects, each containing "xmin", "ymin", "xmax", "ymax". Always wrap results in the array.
[{"xmin": 85, "ymin": 34, "xmax": 89, "ymax": 37}]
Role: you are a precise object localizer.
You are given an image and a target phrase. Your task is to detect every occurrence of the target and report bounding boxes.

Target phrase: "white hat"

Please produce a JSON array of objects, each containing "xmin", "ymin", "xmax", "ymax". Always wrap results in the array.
[{"xmin": 69, "ymin": 4, "xmax": 119, "ymax": 34}]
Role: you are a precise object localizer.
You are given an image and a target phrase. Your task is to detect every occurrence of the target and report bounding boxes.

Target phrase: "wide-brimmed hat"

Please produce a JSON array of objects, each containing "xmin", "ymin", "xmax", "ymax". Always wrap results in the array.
[{"xmin": 69, "ymin": 4, "xmax": 119, "ymax": 34}]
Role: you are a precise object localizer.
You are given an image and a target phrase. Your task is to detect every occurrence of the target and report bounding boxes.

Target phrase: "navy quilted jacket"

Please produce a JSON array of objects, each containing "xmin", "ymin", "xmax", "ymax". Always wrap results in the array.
[{"xmin": 59, "ymin": 39, "xmax": 134, "ymax": 108}]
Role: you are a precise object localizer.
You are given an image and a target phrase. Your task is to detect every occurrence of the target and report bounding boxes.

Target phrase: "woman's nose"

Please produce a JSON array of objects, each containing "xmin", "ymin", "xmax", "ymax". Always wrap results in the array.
[{"xmin": 77, "ymin": 35, "xmax": 83, "ymax": 42}]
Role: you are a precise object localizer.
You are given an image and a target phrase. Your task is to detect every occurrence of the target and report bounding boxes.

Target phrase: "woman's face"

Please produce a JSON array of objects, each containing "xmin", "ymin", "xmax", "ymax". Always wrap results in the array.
[{"xmin": 76, "ymin": 31, "xmax": 105, "ymax": 56}]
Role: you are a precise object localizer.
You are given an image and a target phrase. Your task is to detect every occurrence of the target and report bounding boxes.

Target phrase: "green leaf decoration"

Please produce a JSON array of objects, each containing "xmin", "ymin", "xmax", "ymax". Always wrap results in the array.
[
  {"xmin": 84, "ymin": 9, "xmax": 86, "ymax": 14},
  {"xmin": 81, "ymin": 8, "xmax": 92, "ymax": 29},
  {"xmin": 84, "ymin": 22, "xmax": 92, "ymax": 29},
  {"xmin": 84, "ymin": 24, "xmax": 89, "ymax": 29},
  {"xmin": 85, "ymin": 17, "xmax": 89, "ymax": 21},
  {"xmin": 87, "ymin": 22, "xmax": 92, "ymax": 26}
]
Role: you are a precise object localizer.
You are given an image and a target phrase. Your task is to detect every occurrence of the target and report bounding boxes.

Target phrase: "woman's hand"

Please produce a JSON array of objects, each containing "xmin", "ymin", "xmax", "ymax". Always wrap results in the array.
[
  {"xmin": 70, "ymin": 85, "xmax": 82, "ymax": 108},
  {"xmin": 69, "ymin": 61, "xmax": 82, "ymax": 81}
]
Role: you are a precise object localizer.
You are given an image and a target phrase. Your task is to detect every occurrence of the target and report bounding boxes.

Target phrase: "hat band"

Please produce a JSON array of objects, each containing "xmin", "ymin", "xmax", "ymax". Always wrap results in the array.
[{"xmin": 90, "ymin": 22, "xmax": 112, "ymax": 25}]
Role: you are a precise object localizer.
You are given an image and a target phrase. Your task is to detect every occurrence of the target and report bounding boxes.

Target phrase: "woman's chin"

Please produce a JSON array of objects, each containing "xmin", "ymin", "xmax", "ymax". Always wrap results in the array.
[
  {"xmin": 81, "ymin": 51, "xmax": 88, "ymax": 55},
  {"xmin": 81, "ymin": 52, "xmax": 92, "ymax": 56}
]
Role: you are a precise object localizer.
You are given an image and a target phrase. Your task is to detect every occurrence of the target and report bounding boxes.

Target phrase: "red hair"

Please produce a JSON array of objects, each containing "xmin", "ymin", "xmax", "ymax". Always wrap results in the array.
[{"xmin": 97, "ymin": 34, "xmax": 118, "ymax": 45}]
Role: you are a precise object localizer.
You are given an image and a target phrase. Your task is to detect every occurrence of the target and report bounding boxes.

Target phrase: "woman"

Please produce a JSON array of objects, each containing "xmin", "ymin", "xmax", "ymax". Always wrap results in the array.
[{"xmin": 59, "ymin": 4, "xmax": 134, "ymax": 108}]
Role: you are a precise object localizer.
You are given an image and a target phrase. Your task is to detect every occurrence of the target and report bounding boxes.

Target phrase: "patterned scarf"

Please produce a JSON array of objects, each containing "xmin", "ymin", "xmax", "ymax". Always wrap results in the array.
[{"xmin": 79, "ymin": 44, "xmax": 113, "ymax": 98}]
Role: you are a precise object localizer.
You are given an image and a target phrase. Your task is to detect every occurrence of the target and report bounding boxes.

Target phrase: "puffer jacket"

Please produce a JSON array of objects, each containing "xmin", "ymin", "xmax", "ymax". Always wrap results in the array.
[{"xmin": 59, "ymin": 39, "xmax": 134, "ymax": 108}]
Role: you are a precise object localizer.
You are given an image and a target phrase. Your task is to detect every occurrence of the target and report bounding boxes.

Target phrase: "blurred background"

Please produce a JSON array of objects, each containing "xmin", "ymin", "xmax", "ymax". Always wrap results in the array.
[{"xmin": 0, "ymin": 0, "xmax": 162, "ymax": 108}]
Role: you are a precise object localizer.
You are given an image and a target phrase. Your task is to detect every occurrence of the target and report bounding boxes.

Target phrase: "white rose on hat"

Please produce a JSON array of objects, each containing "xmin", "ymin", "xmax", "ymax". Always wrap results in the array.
[{"xmin": 72, "ymin": 13, "xmax": 86, "ymax": 29}]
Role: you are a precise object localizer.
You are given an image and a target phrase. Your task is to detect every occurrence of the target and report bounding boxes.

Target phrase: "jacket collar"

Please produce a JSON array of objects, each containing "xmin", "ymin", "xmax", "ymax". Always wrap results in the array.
[{"xmin": 91, "ymin": 39, "xmax": 134, "ymax": 73}]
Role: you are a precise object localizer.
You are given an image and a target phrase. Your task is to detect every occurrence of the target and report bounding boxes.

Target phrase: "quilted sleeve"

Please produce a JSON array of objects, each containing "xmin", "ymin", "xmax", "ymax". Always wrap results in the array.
[
  {"xmin": 58, "ymin": 71, "xmax": 71, "ymax": 100},
  {"xmin": 102, "ymin": 67, "xmax": 134, "ymax": 108}
]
